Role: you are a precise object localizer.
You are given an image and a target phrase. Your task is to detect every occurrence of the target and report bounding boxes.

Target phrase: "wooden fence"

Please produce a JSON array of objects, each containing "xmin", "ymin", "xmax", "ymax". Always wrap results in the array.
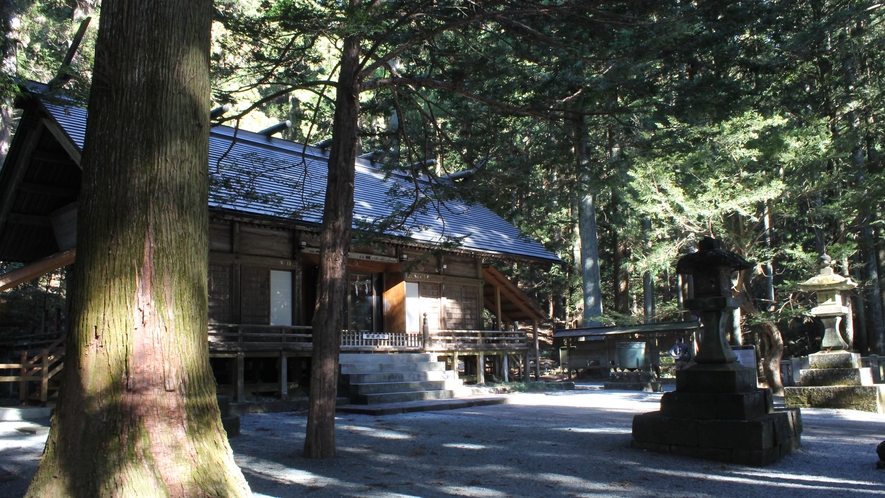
[{"xmin": 0, "ymin": 336, "xmax": 65, "ymax": 405}]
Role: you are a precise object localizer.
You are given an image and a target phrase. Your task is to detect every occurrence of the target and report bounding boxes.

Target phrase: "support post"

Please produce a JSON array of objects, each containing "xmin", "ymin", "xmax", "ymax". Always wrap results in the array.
[
  {"xmin": 533, "ymin": 320, "xmax": 540, "ymax": 380},
  {"xmin": 279, "ymin": 351, "xmax": 289, "ymax": 400},
  {"xmin": 522, "ymin": 353, "xmax": 528, "ymax": 381},
  {"xmin": 40, "ymin": 348, "xmax": 49, "ymax": 405},
  {"xmin": 422, "ymin": 313, "xmax": 430, "ymax": 351},
  {"xmin": 477, "ymin": 353, "xmax": 485, "ymax": 385},
  {"xmin": 19, "ymin": 350, "xmax": 27, "ymax": 402},
  {"xmin": 503, "ymin": 355, "xmax": 509, "ymax": 382},
  {"xmin": 452, "ymin": 352, "xmax": 459, "ymax": 380},
  {"xmin": 235, "ymin": 351, "xmax": 245, "ymax": 402}
]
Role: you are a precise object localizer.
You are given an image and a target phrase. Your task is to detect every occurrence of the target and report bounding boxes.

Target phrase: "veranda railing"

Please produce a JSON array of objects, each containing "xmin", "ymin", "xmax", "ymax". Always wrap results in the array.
[{"xmin": 208, "ymin": 323, "xmax": 528, "ymax": 352}]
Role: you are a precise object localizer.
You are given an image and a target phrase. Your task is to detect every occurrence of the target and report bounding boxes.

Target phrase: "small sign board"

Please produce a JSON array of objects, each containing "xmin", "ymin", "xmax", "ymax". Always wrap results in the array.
[
  {"xmin": 362, "ymin": 333, "xmax": 390, "ymax": 340},
  {"xmin": 734, "ymin": 346, "xmax": 756, "ymax": 369}
]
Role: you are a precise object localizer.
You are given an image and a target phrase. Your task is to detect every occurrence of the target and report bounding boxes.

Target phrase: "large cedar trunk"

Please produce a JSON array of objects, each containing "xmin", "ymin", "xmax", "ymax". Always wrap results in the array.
[
  {"xmin": 576, "ymin": 117, "xmax": 603, "ymax": 326},
  {"xmin": 303, "ymin": 32, "xmax": 361, "ymax": 460},
  {"xmin": 26, "ymin": 1, "xmax": 251, "ymax": 496}
]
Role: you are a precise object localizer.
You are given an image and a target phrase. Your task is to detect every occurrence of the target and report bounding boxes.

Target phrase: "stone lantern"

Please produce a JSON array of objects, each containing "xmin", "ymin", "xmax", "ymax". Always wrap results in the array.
[
  {"xmin": 796, "ymin": 255, "xmax": 856, "ymax": 351},
  {"xmin": 675, "ymin": 237, "xmax": 753, "ymax": 366},
  {"xmin": 784, "ymin": 255, "xmax": 884, "ymax": 413},
  {"xmin": 631, "ymin": 237, "xmax": 802, "ymax": 465}
]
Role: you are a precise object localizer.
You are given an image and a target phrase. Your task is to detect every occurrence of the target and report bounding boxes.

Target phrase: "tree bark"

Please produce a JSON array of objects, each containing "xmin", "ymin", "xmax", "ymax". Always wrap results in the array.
[
  {"xmin": 758, "ymin": 321, "xmax": 784, "ymax": 396},
  {"xmin": 741, "ymin": 294, "xmax": 783, "ymax": 395},
  {"xmin": 26, "ymin": 1, "xmax": 250, "ymax": 496},
  {"xmin": 576, "ymin": 117, "xmax": 602, "ymax": 326},
  {"xmin": 303, "ymin": 29, "xmax": 361, "ymax": 459}
]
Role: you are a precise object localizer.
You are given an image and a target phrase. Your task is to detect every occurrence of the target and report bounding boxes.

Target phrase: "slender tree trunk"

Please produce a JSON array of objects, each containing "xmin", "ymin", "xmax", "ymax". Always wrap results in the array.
[
  {"xmin": 641, "ymin": 219, "xmax": 654, "ymax": 323},
  {"xmin": 1, "ymin": 0, "xmax": 18, "ymax": 168},
  {"xmin": 762, "ymin": 202, "xmax": 775, "ymax": 312},
  {"xmin": 853, "ymin": 251, "xmax": 869, "ymax": 354},
  {"xmin": 613, "ymin": 228, "xmax": 630, "ymax": 315},
  {"xmin": 303, "ymin": 30, "xmax": 361, "ymax": 459},
  {"xmin": 26, "ymin": 1, "xmax": 250, "ymax": 495}
]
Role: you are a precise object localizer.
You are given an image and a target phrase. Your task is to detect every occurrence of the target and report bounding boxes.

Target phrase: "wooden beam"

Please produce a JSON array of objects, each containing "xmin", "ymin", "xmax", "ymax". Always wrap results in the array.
[
  {"xmin": 41, "ymin": 117, "xmax": 81, "ymax": 166},
  {"xmin": 483, "ymin": 296, "xmax": 514, "ymax": 324},
  {"xmin": 7, "ymin": 212, "xmax": 52, "ymax": 227},
  {"xmin": 0, "ymin": 116, "xmax": 44, "ymax": 236},
  {"xmin": 0, "ymin": 248, "xmax": 76, "ymax": 292},
  {"xmin": 19, "ymin": 182, "xmax": 78, "ymax": 198}
]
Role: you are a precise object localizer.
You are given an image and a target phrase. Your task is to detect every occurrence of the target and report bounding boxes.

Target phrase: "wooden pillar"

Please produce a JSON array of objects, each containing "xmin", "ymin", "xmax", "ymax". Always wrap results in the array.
[
  {"xmin": 422, "ymin": 313, "xmax": 430, "ymax": 352},
  {"xmin": 19, "ymin": 350, "xmax": 27, "ymax": 402},
  {"xmin": 279, "ymin": 351, "xmax": 289, "ymax": 400},
  {"xmin": 523, "ymin": 353, "xmax": 529, "ymax": 381},
  {"xmin": 452, "ymin": 351, "xmax": 459, "ymax": 380},
  {"xmin": 503, "ymin": 355, "xmax": 509, "ymax": 382},
  {"xmin": 533, "ymin": 320, "xmax": 540, "ymax": 380},
  {"xmin": 477, "ymin": 353, "xmax": 485, "ymax": 385},
  {"xmin": 40, "ymin": 348, "xmax": 49, "ymax": 405},
  {"xmin": 495, "ymin": 287, "xmax": 503, "ymax": 330},
  {"xmin": 235, "ymin": 352, "xmax": 245, "ymax": 402}
]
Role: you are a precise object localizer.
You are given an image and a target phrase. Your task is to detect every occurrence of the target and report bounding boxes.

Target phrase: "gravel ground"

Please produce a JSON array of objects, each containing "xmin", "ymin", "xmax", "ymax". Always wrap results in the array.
[{"xmin": 1, "ymin": 389, "xmax": 884, "ymax": 497}]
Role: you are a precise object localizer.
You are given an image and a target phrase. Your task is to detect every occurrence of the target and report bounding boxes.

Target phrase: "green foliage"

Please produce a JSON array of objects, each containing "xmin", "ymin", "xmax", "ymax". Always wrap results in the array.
[
  {"xmin": 0, "ymin": 264, "xmax": 66, "ymax": 342},
  {"xmin": 1, "ymin": 1, "xmax": 95, "ymax": 100}
]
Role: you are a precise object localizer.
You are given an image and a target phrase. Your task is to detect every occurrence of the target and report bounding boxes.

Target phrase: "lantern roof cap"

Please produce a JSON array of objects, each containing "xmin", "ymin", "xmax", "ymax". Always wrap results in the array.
[
  {"xmin": 797, "ymin": 254, "xmax": 857, "ymax": 292},
  {"xmin": 675, "ymin": 237, "xmax": 753, "ymax": 274}
]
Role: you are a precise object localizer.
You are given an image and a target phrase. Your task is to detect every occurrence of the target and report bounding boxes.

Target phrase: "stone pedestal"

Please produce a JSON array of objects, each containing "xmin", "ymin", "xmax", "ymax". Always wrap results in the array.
[
  {"xmin": 632, "ymin": 363, "xmax": 802, "ymax": 466},
  {"xmin": 785, "ymin": 352, "xmax": 885, "ymax": 413}
]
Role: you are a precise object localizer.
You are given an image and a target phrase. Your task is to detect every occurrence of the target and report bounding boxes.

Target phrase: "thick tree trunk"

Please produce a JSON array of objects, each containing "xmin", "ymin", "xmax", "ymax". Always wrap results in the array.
[
  {"xmin": 303, "ymin": 31, "xmax": 361, "ymax": 460},
  {"xmin": 0, "ymin": 103, "xmax": 11, "ymax": 167},
  {"xmin": 26, "ymin": 1, "xmax": 250, "ymax": 496},
  {"xmin": 576, "ymin": 117, "xmax": 602, "ymax": 326},
  {"xmin": 759, "ymin": 321, "xmax": 784, "ymax": 395},
  {"xmin": 742, "ymin": 291, "xmax": 783, "ymax": 395}
]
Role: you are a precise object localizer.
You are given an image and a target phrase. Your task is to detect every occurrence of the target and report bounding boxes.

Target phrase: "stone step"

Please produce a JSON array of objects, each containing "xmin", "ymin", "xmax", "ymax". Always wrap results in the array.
[
  {"xmin": 337, "ymin": 396, "xmax": 509, "ymax": 416},
  {"xmin": 798, "ymin": 367, "xmax": 873, "ymax": 386},
  {"xmin": 357, "ymin": 389, "xmax": 456, "ymax": 405},
  {"xmin": 340, "ymin": 361, "xmax": 445, "ymax": 375},
  {"xmin": 340, "ymin": 353, "xmax": 435, "ymax": 364},
  {"xmin": 348, "ymin": 380, "xmax": 448, "ymax": 395},
  {"xmin": 345, "ymin": 370, "xmax": 449, "ymax": 384}
]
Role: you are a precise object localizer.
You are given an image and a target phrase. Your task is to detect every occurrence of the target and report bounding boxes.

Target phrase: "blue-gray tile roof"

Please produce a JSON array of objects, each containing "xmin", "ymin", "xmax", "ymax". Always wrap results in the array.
[{"xmin": 42, "ymin": 101, "xmax": 561, "ymax": 264}]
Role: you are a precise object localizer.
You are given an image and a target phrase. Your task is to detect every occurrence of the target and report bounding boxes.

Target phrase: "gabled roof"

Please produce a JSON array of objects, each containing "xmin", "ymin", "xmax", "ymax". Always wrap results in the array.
[{"xmin": 2, "ymin": 98, "xmax": 561, "ymax": 264}]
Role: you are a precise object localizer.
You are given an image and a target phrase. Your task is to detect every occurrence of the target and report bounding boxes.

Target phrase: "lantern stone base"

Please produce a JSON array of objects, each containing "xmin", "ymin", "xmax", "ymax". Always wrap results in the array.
[
  {"xmin": 785, "ymin": 385, "xmax": 885, "ymax": 413},
  {"xmin": 605, "ymin": 370, "xmax": 662, "ymax": 392},
  {"xmin": 632, "ymin": 362, "xmax": 802, "ymax": 466},
  {"xmin": 675, "ymin": 362, "xmax": 758, "ymax": 394},
  {"xmin": 784, "ymin": 351, "xmax": 885, "ymax": 414},
  {"xmin": 631, "ymin": 408, "xmax": 802, "ymax": 466}
]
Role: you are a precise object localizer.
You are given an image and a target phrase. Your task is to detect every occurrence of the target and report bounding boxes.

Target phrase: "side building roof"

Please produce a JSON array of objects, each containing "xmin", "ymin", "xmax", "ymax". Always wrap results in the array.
[{"xmin": 2, "ymin": 98, "xmax": 560, "ymax": 265}]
